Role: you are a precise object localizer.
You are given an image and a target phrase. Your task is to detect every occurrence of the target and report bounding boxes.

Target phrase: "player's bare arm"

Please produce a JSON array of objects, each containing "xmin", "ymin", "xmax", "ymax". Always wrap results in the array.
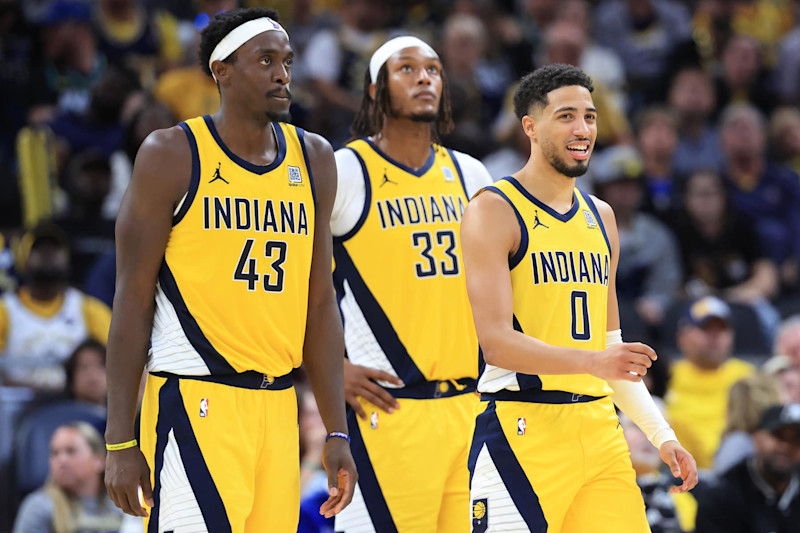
[
  {"xmin": 596, "ymin": 196, "xmax": 698, "ymax": 492},
  {"xmin": 462, "ymin": 191, "xmax": 655, "ymax": 381},
  {"xmin": 301, "ymin": 132, "xmax": 358, "ymax": 518},
  {"xmin": 105, "ymin": 126, "xmax": 191, "ymax": 517}
]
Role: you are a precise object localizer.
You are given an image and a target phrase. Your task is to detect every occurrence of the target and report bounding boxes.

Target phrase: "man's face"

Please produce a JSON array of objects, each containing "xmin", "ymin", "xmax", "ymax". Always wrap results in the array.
[
  {"xmin": 25, "ymin": 241, "xmax": 70, "ymax": 286},
  {"xmin": 530, "ymin": 85, "xmax": 597, "ymax": 178},
  {"xmin": 754, "ymin": 426, "xmax": 800, "ymax": 477},
  {"xmin": 678, "ymin": 318, "xmax": 734, "ymax": 370},
  {"xmin": 382, "ymin": 46, "xmax": 443, "ymax": 124},
  {"xmin": 221, "ymin": 30, "xmax": 293, "ymax": 123}
]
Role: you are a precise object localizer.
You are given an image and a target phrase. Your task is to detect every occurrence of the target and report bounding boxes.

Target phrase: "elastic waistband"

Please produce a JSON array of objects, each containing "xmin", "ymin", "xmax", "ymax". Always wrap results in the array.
[
  {"xmin": 388, "ymin": 378, "xmax": 477, "ymax": 400},
  {"xmin": 150, "ymin": 371, "xmax": 293, "ymax": 390},
  {"xmin": 480, "ymin": 389, "xmax": 605, "ymax": 404}
]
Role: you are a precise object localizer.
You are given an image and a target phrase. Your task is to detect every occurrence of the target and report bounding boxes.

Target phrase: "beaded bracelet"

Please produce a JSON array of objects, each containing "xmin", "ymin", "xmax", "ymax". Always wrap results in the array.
[{"xmin": 325, "ymin": 431, "xmax": 350, "ymax": 443}]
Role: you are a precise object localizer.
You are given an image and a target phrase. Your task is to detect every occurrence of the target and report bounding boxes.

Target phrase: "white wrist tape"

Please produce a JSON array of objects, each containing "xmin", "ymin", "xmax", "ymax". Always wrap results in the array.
[
  {"xmin": 606, "ymin": 329, "xmax": 678, "ymax": 449},
  {"xmin": 369, "ymin": 36, "xmax": 437, "ymax": 83},
  {"xmin": 209, "ymin": 17, "xmax": 288, "ymax": 81}
]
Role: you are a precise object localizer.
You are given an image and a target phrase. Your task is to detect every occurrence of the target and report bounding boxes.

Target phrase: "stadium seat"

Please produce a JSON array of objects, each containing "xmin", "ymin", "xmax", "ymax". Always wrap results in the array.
[{"xmin": 14, "ymin": 401, "xmax": 107, "ymax": 495}]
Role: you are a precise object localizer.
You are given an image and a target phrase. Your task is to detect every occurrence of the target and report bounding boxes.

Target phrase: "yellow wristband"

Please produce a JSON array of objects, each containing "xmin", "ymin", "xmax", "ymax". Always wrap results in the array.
[{"xmin": 105, "ymin": 439, "xmax": 138, "ymax": 451}]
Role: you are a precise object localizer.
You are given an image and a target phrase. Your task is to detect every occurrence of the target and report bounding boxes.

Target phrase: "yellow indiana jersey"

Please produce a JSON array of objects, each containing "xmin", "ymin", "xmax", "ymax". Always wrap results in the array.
[
  {"xmin": 148, "ymin": 115, "xmax": 316, "ymax": 378},
  {"xmin": 333, "ymin": 139, "xmax": 478, "ymax": 384},
  {"xmin": 478, "ymin": 177, "xmax": 613, "ymax": 397}
]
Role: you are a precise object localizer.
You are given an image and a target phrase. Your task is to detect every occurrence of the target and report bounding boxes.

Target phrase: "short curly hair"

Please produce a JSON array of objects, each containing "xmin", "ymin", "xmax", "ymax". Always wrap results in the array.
[
  {"xmin": 198, "ymin": 7, "xmax": 281, "ymax": 78},
  {"xmin": 513, "ymin": 64, "xmax": 594, "ymax": 120}
]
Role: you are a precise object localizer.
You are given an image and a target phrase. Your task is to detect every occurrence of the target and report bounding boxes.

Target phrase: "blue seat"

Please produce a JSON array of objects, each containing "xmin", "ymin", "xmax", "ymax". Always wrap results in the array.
[{"xmin": 14, "ymin": 401, "xmax": 107, "ymax": 495}]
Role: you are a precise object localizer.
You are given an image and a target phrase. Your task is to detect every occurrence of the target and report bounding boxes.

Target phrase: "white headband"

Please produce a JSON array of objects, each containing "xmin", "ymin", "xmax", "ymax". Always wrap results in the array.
[
  {"xmin": 208, "ymin": 17, "xmax": 289, "ymax": 81},
  {"xmin": 369, "ymin": 36, "xmax": 438, "ymax": 83}
]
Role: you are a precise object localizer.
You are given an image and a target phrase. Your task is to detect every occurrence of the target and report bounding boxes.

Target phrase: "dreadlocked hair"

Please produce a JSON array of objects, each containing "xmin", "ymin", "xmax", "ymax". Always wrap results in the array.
[{"xmin": 349, "ymin": 65, "xmax": 454, "ymax": 142}]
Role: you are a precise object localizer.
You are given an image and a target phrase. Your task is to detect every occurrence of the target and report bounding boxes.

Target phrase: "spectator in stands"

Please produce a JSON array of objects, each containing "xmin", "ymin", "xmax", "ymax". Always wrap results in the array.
[
  {"xmin": 27, "ymin": 0, "xmax": 106, "ymax": 124},
  {"xmin": 297, "ymin": 382, "xmax": 333, "ymax": 533},
  {"xmin": 440, "ymin": 12, "xmax": 506, "ymax": 158},
  {"xmin": 774, "ymin": 315, "xmax": 800, "ymax": 368},
  {"xmin": 592, "ymin": 145, "xmax": 681, "ymax": 339},
  {"xmin": 536, "ymin": 19, "xmax": 631, "ymax": 149},
  {"xmin": 713, "ymin": 373, "xmax": 782, "ymax": 474},
  {"xmin": 768, "ymin": 106, "xmax": 800, "ymax": 177},
  {"xmin": 673, "ymin": 169, "xmax": 778, "ymax": 305},
  {"xmin": 714, "ymin": 34, "xmax": 775, "ymax": 117},
  {"xmin": 668, "ymin": 67, "xmax": 724, "ymax": 177},
  {"xmin": 594, "ymin": 0, "xmax": 692, "ymax": 110},
  {"xmin": 0, "ymin": 222, "xmax": 111, "ymax": 391},
  {"xmin": 56, "ymin": 150, "xmax": 116, "ymax": 284},
  {"xmin": 64, "ymin": 339, "xmax": 107, "ymax": 407},
  {"xmin": 635, "ymin": 106, "xmax": 683, "ymax": 221},
  {"xmin": 12, "ymin": 421, "xmax": 123, "ymax": 533},
  {"xmin": 763, "ymin": 355, "xmax": 800, "ymax": 404},
  {"xmin": 303, "ymin": 0, "xmax": 390, "ymax": 146},
  {"xmin": 695, "ymin": 403, "xmax": 800, "ymax": 533},
  {"xmin": 720, "ymin": 103, "xmax": 800, "ymax": 274},
  {"xmin": 619, "ymin": 410, "xmax": 682, "ymax": 533},
  {"xmin": 666, "ymin": 296, "xmax": 755, "ymax": 469},
  {"xmin": 482, "ymin": 85, "xmax": 529, "ymax": 180},
  {"xmin": 92, "ymin": 0, "xmax": 183, "ymax": 89}
]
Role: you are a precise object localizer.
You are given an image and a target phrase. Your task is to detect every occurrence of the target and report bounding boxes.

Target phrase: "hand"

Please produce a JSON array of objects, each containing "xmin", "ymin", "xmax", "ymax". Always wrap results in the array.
[
  {"xmin": 105, "ymin": 446, "xmax": 153, "ymax": 517},
  {"xmin": 659, "ymin": 441, "xmax": 698, "ymax": 493},
  {"xmin": 319, "ymin": 436, "xmax": 358, "ymax": 518},
  {"xmin": 344, "ymin": 359, "xmax": 403, "ymax": 419},
  {"xmin": 588, "ymin": 342, "xmax": 656, "ymax": 382}
]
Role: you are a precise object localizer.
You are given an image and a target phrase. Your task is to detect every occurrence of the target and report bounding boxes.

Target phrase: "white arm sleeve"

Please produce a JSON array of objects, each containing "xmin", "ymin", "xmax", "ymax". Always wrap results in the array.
[
  {"xmin": 453, "ymin": 150, "xmax": 493, "ymax": 196},
  {"xmin": 606, "ymin": 329, "xmax": 678, "ymax": 449},
  {"xmin": 330, "ymin": 148, "xmax": 367, "ymax": 238}
]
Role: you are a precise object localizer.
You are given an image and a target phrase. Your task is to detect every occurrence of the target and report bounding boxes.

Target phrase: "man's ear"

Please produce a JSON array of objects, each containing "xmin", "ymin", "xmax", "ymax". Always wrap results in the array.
[
  {"xmin": 522, "ymin": 115, "xmax": 537, "ymax": 142},
  {"xmin": 211, "ymin": 60, "xmax": 231, "ymax": 86}
]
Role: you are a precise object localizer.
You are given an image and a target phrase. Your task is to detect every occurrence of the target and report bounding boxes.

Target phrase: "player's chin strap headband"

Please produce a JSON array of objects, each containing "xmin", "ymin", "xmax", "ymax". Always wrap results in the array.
[
  {"xmin": 208, "ymin": 17, "xmax": 289, "ymax": 81},
  {"xmin": 369, "ymin": 36, "xmax": 437, "ymax": 83}
]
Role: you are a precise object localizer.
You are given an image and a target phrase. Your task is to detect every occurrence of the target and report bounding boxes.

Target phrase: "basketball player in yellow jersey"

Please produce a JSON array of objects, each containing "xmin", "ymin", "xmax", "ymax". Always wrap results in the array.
[
  {"xmin": 330, "ymin": 36, "xmax": 492, "ymax": 532},
  {"xmin": 103, "ymin": 8, "xmax": 356, "ymax": 532},
  {"xmin": 460, "ymin": 64, "xmax": 698, "ymax": 532}
]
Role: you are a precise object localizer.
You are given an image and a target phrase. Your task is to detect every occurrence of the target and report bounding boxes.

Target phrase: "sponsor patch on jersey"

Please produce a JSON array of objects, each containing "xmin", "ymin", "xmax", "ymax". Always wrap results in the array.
[
  {"xmin": 517, "ymin": 417, "xmax": 526, "ymax": 435},
  {"xmin": 200, "ymin": 398, "xmax": 209, "ymax": 418},
  {"xmin": 442, "ymin": 166, "xmax": 455, "ymax": 182},
  {"xmin": 472, "ymin": 499, "xmax": 488, "ymax": 533},
  {"xmin": 583, "ymin": 209, "xmax": 597, "ymax": 228},
  {"xmin": 370, "ymin": 411, "xmax": 379, "ymax": 430},
  {"xmin": 288, "ymin": 166, "xmax": 302, "ymax": 184}
]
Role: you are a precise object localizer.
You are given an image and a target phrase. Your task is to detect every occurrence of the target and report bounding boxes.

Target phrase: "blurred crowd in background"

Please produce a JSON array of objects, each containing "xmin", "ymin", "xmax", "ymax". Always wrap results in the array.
[{"xmin": 1, "ymin": 0, "xmax": 800, "ymax": 532}]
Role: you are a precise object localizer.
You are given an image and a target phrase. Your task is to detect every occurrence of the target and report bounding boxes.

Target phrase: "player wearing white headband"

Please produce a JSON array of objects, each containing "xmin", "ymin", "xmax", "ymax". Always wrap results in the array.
[
  {"xmin": 104, "ymin": 8, "xmax": 356, "ymax": 532},
  {"xmin": 330, "ymin": 36, "xmax": 492, "ymax": 532}
]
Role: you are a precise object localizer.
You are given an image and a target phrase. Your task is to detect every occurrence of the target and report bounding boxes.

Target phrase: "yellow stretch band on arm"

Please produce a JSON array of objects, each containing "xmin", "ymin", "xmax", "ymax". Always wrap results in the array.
[{"xmin": 106, "ymin": 439, "xmax": 138, "ymax": 451}]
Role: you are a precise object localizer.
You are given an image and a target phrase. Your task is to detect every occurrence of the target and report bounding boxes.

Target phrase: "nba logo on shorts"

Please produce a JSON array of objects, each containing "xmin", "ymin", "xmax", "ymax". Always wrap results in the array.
[
  {"xmin": 200, "ymin": 398, "xmax": 209, "ymax": 418},
  {"xmin": 517, "ymin": 417, "xmax": 526, "ymax": 435},
  {"xmin": 442, "ymin": 167, "xmax": 455, "ymax": 181},
  {"xmin": 370, "ymin": 411, "xmax": 379, "ymax": 430},
  {"xmin": 288, "ymin": 166, "xmax": 302, "ymax": 184}
]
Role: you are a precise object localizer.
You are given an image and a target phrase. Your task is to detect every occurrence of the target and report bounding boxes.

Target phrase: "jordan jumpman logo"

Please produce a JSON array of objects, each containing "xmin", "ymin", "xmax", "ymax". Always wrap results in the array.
[
  {"xmin": 532, "ymin": 210, "xmax": 549, "ymax": 230},
  {"xmin": 209, "ymin": 162, "xmax": 229, "ymax": 184}
]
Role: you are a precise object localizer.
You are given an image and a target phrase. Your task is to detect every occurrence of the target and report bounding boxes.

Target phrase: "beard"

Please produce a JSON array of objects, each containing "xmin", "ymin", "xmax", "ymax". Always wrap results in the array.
[
  {"xmin": 266, "ymin": 108, "xmax": 292, "ymax": 123},
  {"xmin": 409, "ymin": 111, "xmax": 438, "ymax": 123},
  {"xmin": 541, "ymin": 138, "xmax": 590, "ymax": 178}
]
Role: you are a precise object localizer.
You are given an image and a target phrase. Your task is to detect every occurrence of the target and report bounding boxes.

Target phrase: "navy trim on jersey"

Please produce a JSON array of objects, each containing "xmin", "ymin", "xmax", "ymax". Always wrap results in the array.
[
  {"xmin": 483, "ymin": 186, "xmax": 529, "ymax": 270},
  {"xmin": 468, "ymin": 401, "xmax": 548, "ymax": 532},
  {"xmin": 296, "ymin": 127, "xmax": 317, "ymax": 206},
  {"xmin": 447, "ymin": 148, "xmax": 470, "ymax": 197},
  {"xmin": 504, "ymin": 177, "xmax": 580, "ymax": 222},
  {"xmin": 174, "ymin": 122, "xmax": 200, "ymax": 226},
  {"xmin": 363, "ymin": 138, "xmax": 435, "ymax": 177},
  {"xmin": 511, "ymin": 315, "xmax": 544, "ymax": 390},
  {"xmin": 203, "ymin": 115, "xmax": 287, "ymax": 175},
  {"xmin": 335, "ymin": 147, "xmax": 372, "ymax": 242},
  {"xmin": 150, "ymin": 370, "xmax": 293, "ymax": 390},
  {"xmin": 158, "ymin": 261, "xmax": 236, "ymax": 374},
  {"xmin": 149, "ymin": 378, "xmax": 232, "ymax": 533},
  {"xmin": 348, "ymin": 410, "xmax": 399, "ymax": 533},
  {"xmin": 578, "ymin": 190, "xmax": 612, "ymax": 259},
  {"xmin": 331, "ymin": 245, "xmax": 427, "ymax": 386}
]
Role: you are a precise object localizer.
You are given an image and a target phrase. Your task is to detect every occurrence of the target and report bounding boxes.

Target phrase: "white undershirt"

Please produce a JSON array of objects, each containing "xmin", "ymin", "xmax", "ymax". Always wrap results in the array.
[{"xmin": 330, "ymin": 146, "xmax": 493, "ymax": 236}]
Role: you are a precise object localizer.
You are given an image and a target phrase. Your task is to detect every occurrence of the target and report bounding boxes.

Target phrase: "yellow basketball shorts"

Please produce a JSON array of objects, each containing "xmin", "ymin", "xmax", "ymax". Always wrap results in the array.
[
  {"xmin": 334, "ymin": 385, "xmax": 478, "ymax": 532},
  {"xmin": 140, "ymin": 372, "xmax": 299, "ymax": 533},
  {"xmin": 468, "ymin": 394, "xmax": 649, "ymax": 533}
]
